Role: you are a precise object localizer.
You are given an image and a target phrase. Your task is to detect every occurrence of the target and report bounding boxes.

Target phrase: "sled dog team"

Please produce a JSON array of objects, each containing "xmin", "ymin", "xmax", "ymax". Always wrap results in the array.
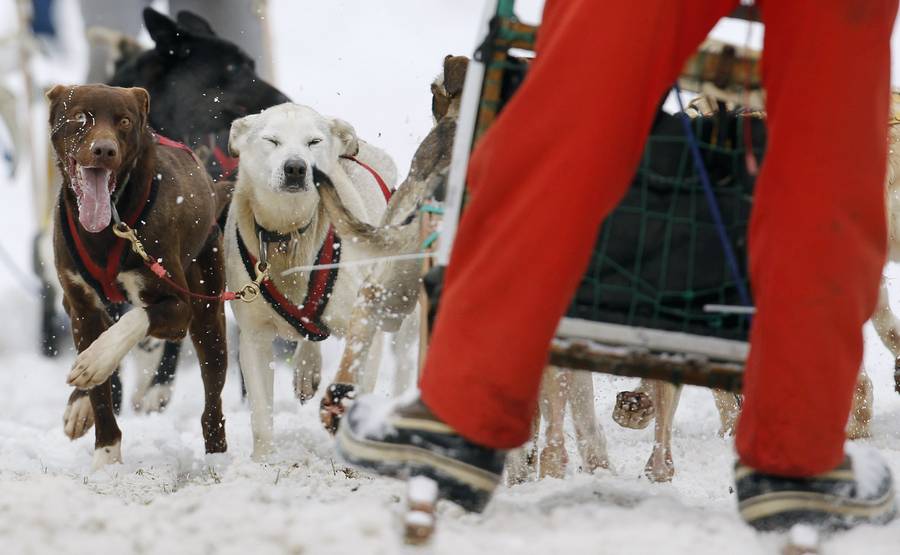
[{"xmin": 46, "ymin": 21, "xmax": 900, "ymax": 499}]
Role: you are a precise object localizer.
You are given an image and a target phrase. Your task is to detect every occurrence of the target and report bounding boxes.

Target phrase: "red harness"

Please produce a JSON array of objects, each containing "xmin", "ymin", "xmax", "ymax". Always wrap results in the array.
[
  {"xmin": 236, "ymin": 225, "xmax": 339, "ymax": 341},
  {"xmin": 213, "ymin": 146, "xmax": 240, "ymax": 180},
  {"xmin": 235, "ymin": 157, "xmax": 392, "ymax": 340},
  {"xmin": 60, "ymin": 135, "xmax": 196, "ymax": 305}
]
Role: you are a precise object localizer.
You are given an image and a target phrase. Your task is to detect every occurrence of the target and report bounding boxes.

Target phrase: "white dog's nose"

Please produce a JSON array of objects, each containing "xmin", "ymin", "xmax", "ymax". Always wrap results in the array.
[{"xmin": 282, "ymin": 158, "xmax": 308, "ymax": 191}]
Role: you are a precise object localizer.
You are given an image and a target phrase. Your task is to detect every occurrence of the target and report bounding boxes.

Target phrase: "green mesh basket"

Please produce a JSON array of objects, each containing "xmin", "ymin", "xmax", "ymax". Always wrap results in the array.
[{"xmin": 566, "ymin": 110, "xmax": 766, "ymax": 342}]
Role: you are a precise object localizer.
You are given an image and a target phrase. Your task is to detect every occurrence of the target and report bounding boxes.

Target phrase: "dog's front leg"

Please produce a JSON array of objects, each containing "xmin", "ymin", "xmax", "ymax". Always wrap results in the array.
[
  {"xmin": 567, "ymin": 370, "xmax": 609, "ymax": 473},
  {"xmin": 645, "ymin": 381, "xmax": 680, "ymax": 483},
  {"xmin": 67, "ymin": 308, "xmax": 150, "ymax": 389},
  {"xmin": 538, "ymin": 367, "xmax": 569, "ymax": 479},
  {"xmin": 240, "ymin": 329, "xmax": 276, "ymax": 460},
  {"xmin": 292, "ymin": 340, "xmax": 322, "ymax": 404}
]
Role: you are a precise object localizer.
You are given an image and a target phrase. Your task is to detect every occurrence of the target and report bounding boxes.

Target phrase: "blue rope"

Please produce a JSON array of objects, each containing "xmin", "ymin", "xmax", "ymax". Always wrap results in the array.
[{"xmin": 672, "ymin": 85, "xmax": 753, "ymax": 312}]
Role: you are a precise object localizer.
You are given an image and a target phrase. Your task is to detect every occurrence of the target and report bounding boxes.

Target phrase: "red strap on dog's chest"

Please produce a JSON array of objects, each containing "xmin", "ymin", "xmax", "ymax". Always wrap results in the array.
[
  {"xmin": 63, "ymin": 174, "xmax": 155, "ymax": 304},
  {"xmin": 341, "ymin": 155, "xmax": 393, "ymax": 202}
]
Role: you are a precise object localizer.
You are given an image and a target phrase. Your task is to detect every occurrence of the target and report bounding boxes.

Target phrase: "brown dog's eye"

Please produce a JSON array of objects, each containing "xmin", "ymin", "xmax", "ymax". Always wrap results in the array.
[
  {"xmin": 120, "ymin": 117, "xmax": 132, "ymax": 129},
  {"xmin": 73, "ymin": 112, "xmax": 87, "ymax": 125}
]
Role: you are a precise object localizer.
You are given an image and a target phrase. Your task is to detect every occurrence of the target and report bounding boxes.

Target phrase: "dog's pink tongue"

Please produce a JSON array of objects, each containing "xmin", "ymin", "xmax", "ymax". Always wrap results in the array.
[{"xmin": 78, "ymin": 168, "xmax": 112, "ymax": 233}]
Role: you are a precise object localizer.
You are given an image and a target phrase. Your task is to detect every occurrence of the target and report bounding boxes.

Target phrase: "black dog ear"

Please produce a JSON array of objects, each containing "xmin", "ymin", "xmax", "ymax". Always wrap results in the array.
[
  {"xmin": 176, "ymin": 11, "xmax": 217, "ymax": 38},
  {"xmin": 144, "ymin": 8, "xmax": 183, "ymax": 57}
]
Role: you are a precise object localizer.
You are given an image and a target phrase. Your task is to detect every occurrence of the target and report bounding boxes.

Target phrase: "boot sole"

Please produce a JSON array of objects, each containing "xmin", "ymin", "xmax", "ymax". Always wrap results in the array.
[
  {"xmin": 336, "ymin": 418, "xmax": 500, "ymax": 512},
  {"xmin": 740, "ymin": 488, "xmax": 897, "ymax": 531}
]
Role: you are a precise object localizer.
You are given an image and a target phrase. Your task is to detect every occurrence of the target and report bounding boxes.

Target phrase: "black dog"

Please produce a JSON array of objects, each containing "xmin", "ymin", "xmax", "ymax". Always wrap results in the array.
[{"xmin": 111, "ymin": 8, "xmax": 289, "ymax": 180}]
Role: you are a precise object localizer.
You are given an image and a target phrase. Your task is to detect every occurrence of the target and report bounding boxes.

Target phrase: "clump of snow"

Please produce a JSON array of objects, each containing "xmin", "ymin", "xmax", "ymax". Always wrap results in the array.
[
  {"xmin": 846, "ymin": 442, "xmax": 893, "ymax": 499},
  {"xmin": 788, "ymin": 524, "xmax": 820, "ymax": 549},
  {"xmin": 409, "ymin": 475, "xmax": 439, "ymax": 505}
]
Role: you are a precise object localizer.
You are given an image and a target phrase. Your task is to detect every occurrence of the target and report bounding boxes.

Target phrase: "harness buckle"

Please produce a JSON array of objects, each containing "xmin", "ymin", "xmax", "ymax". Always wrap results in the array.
[
  {"xmin": 237, "ymin": 282, "xmax": 261, "ymax": 303},
  {"xmin": 236, "ymin": 261, "xmax": 269, "ymax": 303},
  {"xmin": 112, "ymin": 222, "xmax": 151, "ymax": 263}
]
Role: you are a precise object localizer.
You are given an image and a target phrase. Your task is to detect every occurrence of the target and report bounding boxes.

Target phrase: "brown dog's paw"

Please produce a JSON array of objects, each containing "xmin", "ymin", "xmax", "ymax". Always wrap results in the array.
[
  {"xmin": 63, "ymin": 391, "xmax": 94, "ymax": 439},
  {"xmin": 613, "ymin": 391, "xmax": 654, "ymax": 430},
  {"xmin": 319, "ymin": 383, "xmax": 357, "ymax": 435},
  {"xmin": 539, "ymin": 443, "xmax": 568, "ymax": 480},
  {"xmin": 644, "ymin": 446, "xmax": 674, "ymax": 483}
]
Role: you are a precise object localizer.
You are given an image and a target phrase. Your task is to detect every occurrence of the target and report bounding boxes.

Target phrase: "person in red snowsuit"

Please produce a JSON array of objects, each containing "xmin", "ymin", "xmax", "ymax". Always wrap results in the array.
[{"xmin": 338, "ymin": 0, "xmax": 899, "ymax": 531}]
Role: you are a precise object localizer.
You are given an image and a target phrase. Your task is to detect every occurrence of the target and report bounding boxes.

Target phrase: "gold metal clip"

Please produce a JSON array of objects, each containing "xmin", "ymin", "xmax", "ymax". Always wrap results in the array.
[{"xmin": 112, "ymin": 222, "xmax": 151, "ymax": 263}]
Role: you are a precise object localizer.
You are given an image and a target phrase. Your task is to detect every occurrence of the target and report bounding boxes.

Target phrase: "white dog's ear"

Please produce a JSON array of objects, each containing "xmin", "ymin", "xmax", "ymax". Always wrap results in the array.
[
  {"xmin": 229, "ymin": 114, "xmax": 258, "ymax": 157},
  {"xmin": 331, "ymin": 118, "xmax": 359, "ymax": 157}
]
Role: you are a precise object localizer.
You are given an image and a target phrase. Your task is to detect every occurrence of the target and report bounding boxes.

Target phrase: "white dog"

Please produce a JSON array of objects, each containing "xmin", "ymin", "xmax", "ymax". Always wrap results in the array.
[{"xmin": 224, "ymin": 102, "xmax": 396, "ymax": 460}]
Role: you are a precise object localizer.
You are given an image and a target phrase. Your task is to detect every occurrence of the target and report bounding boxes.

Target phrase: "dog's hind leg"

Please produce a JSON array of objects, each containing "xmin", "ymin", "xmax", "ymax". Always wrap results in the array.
[
  {"xmin": 711, "ymin": 389, "xmax": 740, "ymax": 437},
  {"xmin": 539, "ymin": 367, "xmax": 569, "ymax": 479},
  {"xmin": 292, "ymin": 339, "xmax": 322, "ymax": 404},
  {"xmin": 846, "ymin": 369, "xmax": 874, "ymax": 440},
  {"xmin": 567, "ymin": 370, "xmax": 609, "ymax": 473},
  {"xmin": 505, "ymin": 409, "xmax": 540, "ymax": 486},
  {"xmin": 645, "ymin": 381, "xmax": 680, "ymax": 483},
  {"xmin": 391, "ymin": 315, "xmax": 419, "ymax": 398},
  {"xmin": 870, "ymin": 278, "xmax": 900, "ymax": 393},
  {"xmin": 187, "ymin": 246, "xmax": 228, "ymax": 454},
  {"xmin": 132, "ymin": 339, "xmax": 179, "ymax": 413},
  {"xmin": 358, "ymin": 331, "xmax": 384, "ymax": 394}
]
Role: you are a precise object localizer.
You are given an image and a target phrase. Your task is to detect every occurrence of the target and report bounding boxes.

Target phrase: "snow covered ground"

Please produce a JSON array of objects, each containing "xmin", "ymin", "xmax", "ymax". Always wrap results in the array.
[{"xmin": 1, "ymin": 1, "xmax": 900, "ymax": 553}]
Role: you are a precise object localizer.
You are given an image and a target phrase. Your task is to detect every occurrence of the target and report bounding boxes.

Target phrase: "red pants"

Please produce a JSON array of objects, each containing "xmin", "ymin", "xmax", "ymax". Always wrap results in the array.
[{"xmin": 420, "ymin": 0, "xmax": 897, "ymax": 477}]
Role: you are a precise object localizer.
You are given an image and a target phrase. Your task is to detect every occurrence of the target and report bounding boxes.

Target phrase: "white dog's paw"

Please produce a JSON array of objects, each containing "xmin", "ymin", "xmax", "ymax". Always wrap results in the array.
[
  {"xmin": 68, "ymin": 310, "xmax": 149, "ymax": 388},
  {"xmin": 293, "ymin": 364, "xmax": 321, "ymax": 404},
  {"xmin": 133, "ymin": 383, "xmax": 173, "ymax": 414},
  {"xmin": 91, "ymin": 441, "xmax": 122, "ymax": 470},
  {"xmin": 63, "ymin": 393, "xmax": 94, "ymax": 439},
  {"xmin": 68, "ymin": 343, "xmax": 121, "ymax": 389}
]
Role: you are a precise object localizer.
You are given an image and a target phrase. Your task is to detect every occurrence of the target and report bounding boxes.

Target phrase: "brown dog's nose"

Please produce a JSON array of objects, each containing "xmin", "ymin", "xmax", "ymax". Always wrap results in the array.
[{"xmin": 91, "ymin": 139, "xmax": 118, "ymax": 160}]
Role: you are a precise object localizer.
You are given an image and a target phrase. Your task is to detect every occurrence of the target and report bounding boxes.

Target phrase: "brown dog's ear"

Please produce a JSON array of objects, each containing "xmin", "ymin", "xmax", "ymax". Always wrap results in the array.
[
  {"xmin": 45, "ymin": 84, "xmax": 69, "ymax": 104},
  {"xmin": 228, "ymin": 113, "xmax": 258, "ymax": 157},
  {"xmin": 129, "ymin": 87, "xmax": 150, "ymax": 128},
  {"xmin": 442, "ymin": 55, "xmax": 469, "ymax": 97},
  {"xmin": 331, "ymin": 118, "xmax": 359, "ymax": 157},
  {"xmin": 46, "ymin": 84, "xmax": 71, "ymax": 124}
]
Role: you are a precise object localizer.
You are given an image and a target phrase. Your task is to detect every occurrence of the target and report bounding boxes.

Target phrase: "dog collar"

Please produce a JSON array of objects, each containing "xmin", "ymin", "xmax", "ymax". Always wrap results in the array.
[{"xmin": 254, "ymin": 218, "xmax": 313, "ymax": 245}]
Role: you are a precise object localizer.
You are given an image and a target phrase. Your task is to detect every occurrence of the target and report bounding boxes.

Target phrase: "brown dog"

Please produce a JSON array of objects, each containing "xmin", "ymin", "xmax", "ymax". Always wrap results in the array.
[{"xmin": 48, "ymin": 84, "xmax": 229, "ymax": 468}]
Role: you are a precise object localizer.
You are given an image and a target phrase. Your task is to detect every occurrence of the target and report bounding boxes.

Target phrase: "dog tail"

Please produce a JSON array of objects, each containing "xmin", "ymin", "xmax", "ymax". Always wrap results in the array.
[{"xmin": 312, "ymin": 167, "xmax": 420, "ymax": 257}]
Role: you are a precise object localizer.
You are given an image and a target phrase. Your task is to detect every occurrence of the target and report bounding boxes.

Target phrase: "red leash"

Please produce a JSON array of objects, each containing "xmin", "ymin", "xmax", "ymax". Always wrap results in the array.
[
  {"xmin": 112, "ymin": 222, "xmax": 266, "ymax": 303},
  {"xmin": 341, "ymin": 155, "xmax": 393, "ymax": 202}
]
